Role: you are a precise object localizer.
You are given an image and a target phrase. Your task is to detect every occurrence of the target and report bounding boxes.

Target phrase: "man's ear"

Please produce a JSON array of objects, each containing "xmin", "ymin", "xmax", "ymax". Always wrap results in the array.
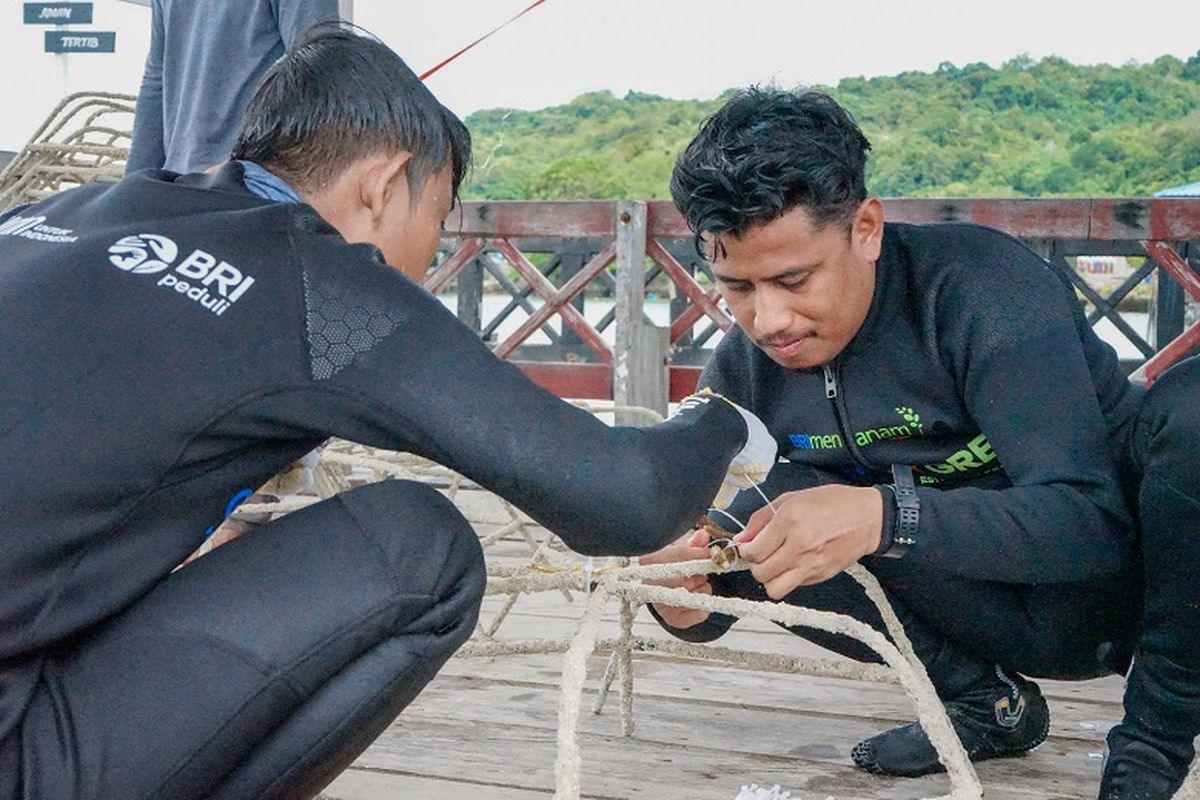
[
  {"xmin": 854, "ymin": 197, "xmax": 884, "ymax": 262},
  {"xmin": 361, "ymin": 151, "xmax": 414, "ymax": 223}
]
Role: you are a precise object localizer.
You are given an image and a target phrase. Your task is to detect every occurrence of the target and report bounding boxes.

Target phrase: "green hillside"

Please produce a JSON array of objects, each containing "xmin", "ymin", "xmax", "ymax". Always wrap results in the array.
[{"xmin": 462, "ymin": 52, "xmax": 1200, "ymax": 200}]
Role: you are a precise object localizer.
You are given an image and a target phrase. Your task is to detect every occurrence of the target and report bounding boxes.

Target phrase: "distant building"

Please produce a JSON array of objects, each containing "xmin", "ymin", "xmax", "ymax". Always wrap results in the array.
[
  {"xmin": 1155, "ymin": 181, "xmax": 1200, "ymax": 198},
  {"xmin": 1075, "ymin": 254, "xmax": 1150, "ymax": 295}
]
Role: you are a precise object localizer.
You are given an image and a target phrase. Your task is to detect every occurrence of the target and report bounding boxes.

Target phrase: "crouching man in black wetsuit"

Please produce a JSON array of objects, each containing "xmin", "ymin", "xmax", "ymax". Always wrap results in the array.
[
  {"xmin": 640, "ymin": 87, "xmax": 1200, "ymax": 799},
  {"xmin": 0, "ymin": 27, "xmax": 778, "ymax": 800}
]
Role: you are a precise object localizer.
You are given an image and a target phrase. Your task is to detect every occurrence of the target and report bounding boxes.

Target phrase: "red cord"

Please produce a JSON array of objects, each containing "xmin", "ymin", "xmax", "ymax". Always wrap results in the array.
[{"xmin": 420, "ymin": 0, "xmax": 550, "ymax": 80}]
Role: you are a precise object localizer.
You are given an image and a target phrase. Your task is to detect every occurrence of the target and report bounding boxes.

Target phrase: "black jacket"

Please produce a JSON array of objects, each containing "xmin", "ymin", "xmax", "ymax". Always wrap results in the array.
[
  {"xmin": 701, "ymin": 222, "xmax": 1141, "ymax": 585},
  {"xmin": 0, "ymin": 164, "xmax": 746, "ymax": 738}
]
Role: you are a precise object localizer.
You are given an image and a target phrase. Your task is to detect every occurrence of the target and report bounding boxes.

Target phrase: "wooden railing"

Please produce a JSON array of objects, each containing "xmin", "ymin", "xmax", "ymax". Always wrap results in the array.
[{"xmin": 432, "ymin": 198, "xmax": 1200, "ymax": 410}]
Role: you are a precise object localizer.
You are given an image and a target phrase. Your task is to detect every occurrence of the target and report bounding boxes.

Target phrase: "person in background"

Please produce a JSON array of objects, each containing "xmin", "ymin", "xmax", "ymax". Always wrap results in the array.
[{"xmin": 127, "ymin": 0, "xmax": 340, "ymax": 174}]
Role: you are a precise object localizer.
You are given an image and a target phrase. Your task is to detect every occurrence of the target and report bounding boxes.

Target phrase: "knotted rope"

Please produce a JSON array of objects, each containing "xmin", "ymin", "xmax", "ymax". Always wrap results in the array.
[{"xmin": 0, "ymin": 92, "xmax": 134, "ymax": 212}]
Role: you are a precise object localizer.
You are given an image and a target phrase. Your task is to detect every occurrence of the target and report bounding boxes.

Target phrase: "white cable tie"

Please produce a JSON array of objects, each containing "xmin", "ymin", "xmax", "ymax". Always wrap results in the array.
[
  {"xmin": 751, "ymin": 480, "xmax": 777, "ymax": 514},
  {"xmin": 707, "ymin": 507, "xmax": 747, "ymax": 532}
]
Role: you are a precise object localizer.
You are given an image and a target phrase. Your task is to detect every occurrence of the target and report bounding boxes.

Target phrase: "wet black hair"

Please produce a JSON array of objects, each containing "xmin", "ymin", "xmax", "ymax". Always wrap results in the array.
[
  {"xmin": 232, "ymin": 23, "xmax": 471, "ymax": 201},
  {"xmin": 670, "ymin": 87, "xmax": 870, "ymax": 258}
]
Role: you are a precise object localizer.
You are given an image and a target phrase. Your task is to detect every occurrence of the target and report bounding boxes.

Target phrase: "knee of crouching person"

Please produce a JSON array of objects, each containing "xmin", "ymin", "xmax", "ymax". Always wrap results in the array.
[{"xmin": 336, "ymin": 479, "xmax": 486, "ymax": 610}]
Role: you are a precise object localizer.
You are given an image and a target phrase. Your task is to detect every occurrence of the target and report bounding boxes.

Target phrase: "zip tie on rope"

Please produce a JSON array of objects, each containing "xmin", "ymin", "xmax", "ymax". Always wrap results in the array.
[
  {"xmin": 420, "ymin": 0, "xmax": 550, "ymax": 80},
  {"xmin": 751, "ymin": 480, "xmax": 777, "ymax": 514},
  {"xmin": 707, "ymin": 507, "xmax": 747, "ymax": 532}
]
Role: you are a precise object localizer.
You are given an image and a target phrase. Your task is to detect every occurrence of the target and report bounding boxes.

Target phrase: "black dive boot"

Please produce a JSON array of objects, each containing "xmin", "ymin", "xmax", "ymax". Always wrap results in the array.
[
  {"xmin": 852, "ymin": 665, "xmax": 1049, "ymax": 777},
  {"xmin": 1099, "ymin": 654, "xmax": 1200, "ymax": 800}
]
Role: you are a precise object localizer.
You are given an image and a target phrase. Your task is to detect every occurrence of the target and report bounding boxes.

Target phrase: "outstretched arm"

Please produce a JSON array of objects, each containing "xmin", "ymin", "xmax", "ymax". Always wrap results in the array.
[{"xmin": 283, "ymin": 255, "xmax": 756, "ymax": 556}]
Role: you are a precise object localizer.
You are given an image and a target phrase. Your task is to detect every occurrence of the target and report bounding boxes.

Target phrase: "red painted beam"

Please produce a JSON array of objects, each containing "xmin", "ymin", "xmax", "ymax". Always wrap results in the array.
[
  {"xmin": 446, "ymin": 198, "xmax": 1200, "ymax": 241},
  {"xmin": 1130, "ymin": 322, "xmax": 1200, "ymax": 387},
  {"xmin": 1129, "ymin": 241, "xmax": 1200, "ymax": 386},
  {"xmin": 646, "ymin": 239, "xmax": 733, "ymax": 342},
  {"xmin": 669, "ymin": 366, "xmax": 704, "ymax": 401},
  {"xmin": 492, "ymin": 239, "xmax": 615, "ymax": 362},
  {"xmin": 1144, "ymin": 240, "xmax": 1200, "ymax": 302},
  {"xmin": 515, "ymin": 361, "xmax": 612, "ymax": 400},
  {"xmin": 424, "ymin": 236, "xmax": 484, "ymax": 294}
]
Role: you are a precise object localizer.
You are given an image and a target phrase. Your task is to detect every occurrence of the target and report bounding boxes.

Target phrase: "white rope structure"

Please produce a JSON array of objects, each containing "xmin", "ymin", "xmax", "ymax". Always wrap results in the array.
[
  {"xmin": 235, "ymin": 426, "xmax": 1200, "ymax": 800},
  {"xmin": 0, "ymin": 92, "xmax": 134, "ymax": 213},
  {"xmin": 549, "ymin": 560, "xmax": 981, "ymax": 800},
  {"xmin": 236, "ymin": 426, "xmax": 990, "ymax": 799}
]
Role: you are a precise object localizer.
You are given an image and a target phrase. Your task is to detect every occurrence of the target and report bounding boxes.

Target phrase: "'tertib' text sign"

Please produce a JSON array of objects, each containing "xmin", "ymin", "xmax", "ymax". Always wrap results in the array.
[
  {"xmin": 45, "ymin": 30, "xmax": 115, "ymax": 53},
  {"xmin": 24, "ymin": 3, "xmax": 94, "ymax": 24}
]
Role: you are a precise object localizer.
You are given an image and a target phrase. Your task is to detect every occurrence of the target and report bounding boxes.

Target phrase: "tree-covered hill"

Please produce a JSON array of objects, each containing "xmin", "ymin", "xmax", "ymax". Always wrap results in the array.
[{"xmin": 461, "ymin": 52, "xmax": 1200, "ymax": 200}]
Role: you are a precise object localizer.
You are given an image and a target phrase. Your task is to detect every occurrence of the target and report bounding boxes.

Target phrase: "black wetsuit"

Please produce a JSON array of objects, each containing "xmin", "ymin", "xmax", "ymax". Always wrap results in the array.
[
  {"xmin": 655, "ymin": 222, "xmax": 1155, "ymax": 684},
  {"xmin": 0, "ymin": 164, "xmax": 748, "ymax": 800}
]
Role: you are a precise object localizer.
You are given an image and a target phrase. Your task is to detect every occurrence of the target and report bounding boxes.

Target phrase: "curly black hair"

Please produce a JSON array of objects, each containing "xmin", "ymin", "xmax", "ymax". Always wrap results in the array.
[{"xmin": 669, "ymin": 88, "xmax": 870, "ymax": 258}]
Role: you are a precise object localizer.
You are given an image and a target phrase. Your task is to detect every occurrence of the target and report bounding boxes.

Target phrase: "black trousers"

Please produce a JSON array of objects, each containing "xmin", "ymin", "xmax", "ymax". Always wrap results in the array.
[
  {"xmin": 1, "ymin": 480, "xmax": 485, "ymax": 800},
  {"xmin": 1110, "ymin": 355, "xmax": 1200, "ymax": 765},
  {"xmin": 1124, "ymin": 354, "xmax": 1200, "ymax": 675}
]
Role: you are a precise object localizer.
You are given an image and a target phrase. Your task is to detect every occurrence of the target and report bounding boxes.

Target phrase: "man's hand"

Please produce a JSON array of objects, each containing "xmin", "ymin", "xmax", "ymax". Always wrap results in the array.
[
  {"xmin": 672, "ymin": 392, "xmax": 777, "ymax": 509},
  {"xmin": 639, "ymin": 528, "xmax": 716, "ymax": 629},
  {"xmin": 732, "ymin": 485, "xmax": 883, "ymax": 599}
]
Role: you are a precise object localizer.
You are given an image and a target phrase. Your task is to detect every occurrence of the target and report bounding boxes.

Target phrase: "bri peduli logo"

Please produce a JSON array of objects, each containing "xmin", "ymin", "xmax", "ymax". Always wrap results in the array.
[
  {"xmin": 108, "ymin": 234, "xmax": 178, "ymax": 274},
  {"xmin": 107, "ymin": 233, "xmax": 256, "ymax": 316}
]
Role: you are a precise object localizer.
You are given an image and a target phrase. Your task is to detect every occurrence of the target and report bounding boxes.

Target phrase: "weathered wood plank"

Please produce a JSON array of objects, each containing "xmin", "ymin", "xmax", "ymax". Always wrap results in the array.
[
  {"xmin": 408, "ymin": 670, "xmax": 1112, "ymax": 783},
  {"xmin": 322, "ymin": 768, "xmax": 552, "ymax": 800},
  {"xmin": 354, "ymin": 704, "xmax": 1093, "ymax": 800},
  {"xmin": 445, "ymin": 642, "xmax": 1120, "ymax": 747},
  {"xmin": 614, "ymin": 201, "xmax": 670, "ymax": 421}
]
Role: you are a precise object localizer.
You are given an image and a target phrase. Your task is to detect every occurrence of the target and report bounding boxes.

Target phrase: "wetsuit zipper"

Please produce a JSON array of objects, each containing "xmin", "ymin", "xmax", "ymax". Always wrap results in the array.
[{"xmin": 823, "ymin": 361, "xmax": 874, "ymax": 472}]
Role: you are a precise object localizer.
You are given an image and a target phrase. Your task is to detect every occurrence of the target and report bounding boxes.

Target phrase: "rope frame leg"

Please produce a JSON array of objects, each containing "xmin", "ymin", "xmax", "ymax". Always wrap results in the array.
[
  {"xmin": 591, "ymin": 650, "xmax": 620, "ymax": 716},
  {"xmin": 617, "ymin": 594, "xmax": 636, "ymax": 737},
  {"xmin": 554, "ymin": 585, "xmax": 611, "ymax": 799},
  {"xmin": 552, "ymin": 558, "xmax": 984, "ymax": 800},
  {"xmin": 221, "ymin": 428, "xmax": 1057, "ymax": 797}
]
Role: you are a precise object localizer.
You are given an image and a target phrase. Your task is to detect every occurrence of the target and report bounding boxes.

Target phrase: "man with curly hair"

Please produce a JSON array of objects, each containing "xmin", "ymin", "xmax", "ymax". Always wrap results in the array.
[{"xmin": 642, "ymin": 87, "xmax": 1200, "ymax": 800}]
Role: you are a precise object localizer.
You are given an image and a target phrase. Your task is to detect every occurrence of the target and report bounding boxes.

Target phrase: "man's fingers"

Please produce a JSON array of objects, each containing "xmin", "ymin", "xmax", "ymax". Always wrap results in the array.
[
  {"xmin": 763, "ymin": 567, "xmax": 809, "ymax": 600},
  {"xmin": 734, "ymin": 502, "xmax": 776, "ymax": 544},
  {"xmin": 651, "ymin": 581, "xmax": 714, "ymax": 629},
  {"xmin": 749, "ymin": 556, "xmax": 787, "ymax": 587},
  {"xmin": 735, "ymin": 516, "xmax": 785, "ymax": 564},
  {"xmin": 687, "ymin": 529, "xmax": 712, "ymax": 548}
]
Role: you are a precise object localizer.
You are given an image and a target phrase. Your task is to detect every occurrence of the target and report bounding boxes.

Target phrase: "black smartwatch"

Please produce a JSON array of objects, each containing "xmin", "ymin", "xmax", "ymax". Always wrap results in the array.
[{"xmin": 881, "ymin": 464, "xmax": 919, "ymax": 558}]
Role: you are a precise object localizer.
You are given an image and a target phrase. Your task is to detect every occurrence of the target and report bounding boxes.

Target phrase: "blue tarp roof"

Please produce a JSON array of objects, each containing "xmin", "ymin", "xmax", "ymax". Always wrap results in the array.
[{"xmin": 1155, "ymin": 181, "xmax": 1200, "ymax": 197}]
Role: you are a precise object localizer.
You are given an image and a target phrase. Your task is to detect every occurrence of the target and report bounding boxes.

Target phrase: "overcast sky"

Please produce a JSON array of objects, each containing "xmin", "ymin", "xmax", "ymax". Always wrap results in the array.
[{"xmin": 1, "ymin": 0, "xmax": 1198, "ymax": 152}]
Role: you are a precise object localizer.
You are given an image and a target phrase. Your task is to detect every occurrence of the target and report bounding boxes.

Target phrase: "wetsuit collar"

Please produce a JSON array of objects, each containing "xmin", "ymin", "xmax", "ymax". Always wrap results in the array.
[
  {"xmin": 162, "ymin": 163, "xmax": 341, "ymax": 238},
  {"xmin": 237, "ymin": 160, "xmax": 304, "ymax": 205}
]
